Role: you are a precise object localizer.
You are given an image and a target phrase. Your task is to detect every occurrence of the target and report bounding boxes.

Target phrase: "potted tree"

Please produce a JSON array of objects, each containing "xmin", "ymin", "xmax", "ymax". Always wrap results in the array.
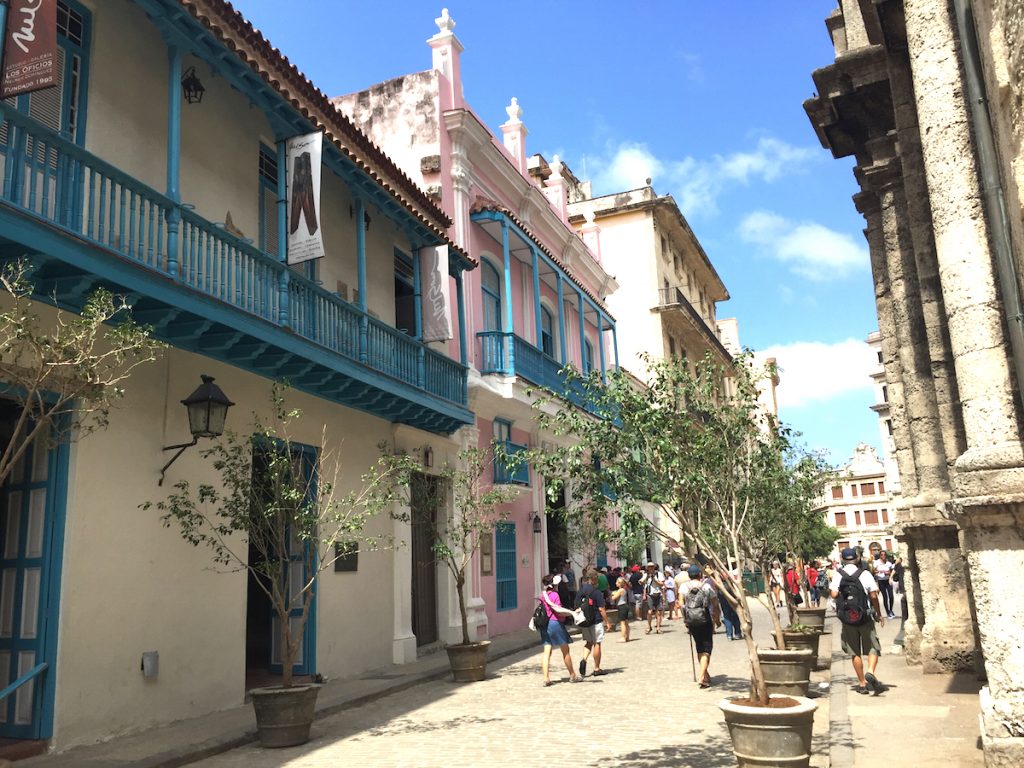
[
  {"xmin": 143, "ymin": 385, "xmax": 420, "ymax": 747},
  {"xmin": 527, "ymin": 353, "xmax": 828, "ymax": 767},
  {"xmin": 419, "ymin": 444, "xmax": 523, "ymax": 681}
]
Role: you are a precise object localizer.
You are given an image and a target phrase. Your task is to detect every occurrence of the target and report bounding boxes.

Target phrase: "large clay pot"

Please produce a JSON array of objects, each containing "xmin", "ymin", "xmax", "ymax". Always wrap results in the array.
[
  {"xmin": 776, "ymin": 629, "xmax": 821, "ymax": 659},
  {"xmin": 757, "ymin": 648, "xmax": 814, "ymax": 697},
  {"xmin": 795, "ymin": 607, "xmax": 826, "ymax": 632},
  {"xmin": 719, "ymin": 694, "xmax": 817, "ymax": 768},
  {"xmin": 446, "ymin": 640, "xmax": 491, "ymax": 682},
  {"xmin": 250, "ymin": 684, "xmax": 321, "ymax": 748}
]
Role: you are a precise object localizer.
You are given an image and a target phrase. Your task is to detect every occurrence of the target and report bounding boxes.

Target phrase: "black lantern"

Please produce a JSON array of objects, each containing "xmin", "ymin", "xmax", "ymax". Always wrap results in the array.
[
  {"xmin": 182, "ymin": 375, "xmax": 234, "ymax": 438},
  {"xmin": 159, "ymin": 375, "xmax": 234, "ymax": 485},
  {"xmin": 532, "ymin": 512, "xmax": 542, "ymax": 535},
  {"xmin": 181, "ymin": 66, "xmax": 205, "ymax": 104}
]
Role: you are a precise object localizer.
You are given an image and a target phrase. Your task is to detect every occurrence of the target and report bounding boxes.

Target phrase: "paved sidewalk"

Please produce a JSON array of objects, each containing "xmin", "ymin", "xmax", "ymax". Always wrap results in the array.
[
  {"xmin": 20, "ymin": 629, "xmax": 544, "ymax": 768},
  {"xmin": 827, "ymin": 614, "xmax": 984, "ymax": 767}
]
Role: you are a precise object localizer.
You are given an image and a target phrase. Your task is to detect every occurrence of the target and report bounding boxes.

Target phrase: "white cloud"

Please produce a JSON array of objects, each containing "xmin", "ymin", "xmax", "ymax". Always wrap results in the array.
[
  {"xmin": 739, "ymin": 209, "xmax": 868, "ymax": 282},
  {"xmin": 756, "ymin": 339, "xmax": 876, "ymax": 410},
  {"xmin": 586, "ymin": 136, "xmax": 819, "ymax": 218}
]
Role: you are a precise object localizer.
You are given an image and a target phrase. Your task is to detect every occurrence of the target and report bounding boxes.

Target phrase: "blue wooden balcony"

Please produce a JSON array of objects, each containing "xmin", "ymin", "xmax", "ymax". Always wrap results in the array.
[
  {"xmin": 0, "ymin": 103, "xmax": 471, "ymax": 434},
  {"xmin": 477, "ymin": 331, "xmax": 591, "ymax": 410},
  {"xmin": 493, "ymin": 440, "xmax": 529, "ymax": 486}
]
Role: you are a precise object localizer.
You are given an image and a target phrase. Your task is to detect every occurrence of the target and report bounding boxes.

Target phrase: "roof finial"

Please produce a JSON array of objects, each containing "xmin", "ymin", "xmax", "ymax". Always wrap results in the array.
[
  {"xmin": 435, "ymin": 8, "xmax": 456, "ymax": 35},
  {"xmin": 505, "ymin": 97, "xmax": 522, "ymax": 124}
]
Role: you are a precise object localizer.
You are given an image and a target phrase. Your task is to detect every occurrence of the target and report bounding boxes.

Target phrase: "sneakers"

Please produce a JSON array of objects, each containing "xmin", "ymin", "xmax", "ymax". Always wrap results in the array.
[
  {"xmin": 865, "ymin": 672, "xmax": 887, "ymax": 695},
  {"xmin": 578, "ymin": 659, "xmax": 587, "ymax": 678},
  {"xmin": 853, "ymin": 684, "xmax": 870, "ymax": 695}
]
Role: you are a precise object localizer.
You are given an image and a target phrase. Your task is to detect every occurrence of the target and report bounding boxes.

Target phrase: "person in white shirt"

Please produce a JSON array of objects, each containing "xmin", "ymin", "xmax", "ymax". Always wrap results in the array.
[
  {"xmin": 641, "ymin": 562, "xmax": 665, "ymax": 634},
  {"xmin": 874, "ymin": 551, "xmax": 896, "ymax": 618},
  {"xmin": 830, "ymin": 547, "xmax": 887, "ymax": 695}
]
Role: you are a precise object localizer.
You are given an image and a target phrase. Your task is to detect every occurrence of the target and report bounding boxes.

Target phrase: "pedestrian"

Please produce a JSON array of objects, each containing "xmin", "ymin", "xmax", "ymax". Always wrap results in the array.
[
  {"xmin": 629, "ymin": 564, "xmax": 645, "ymax": 620},
  {"xmin": 682, "ymin": 563, "xmax": 721, "ymax": 688},
  {"xmin": 892, "ymin": 555, "xmax": 904, "ymax": 595},
  {"xmin": 611, "ymin": 575, "xmax": 632, "ymax": 643},
  {"xmin": 806, "ymin": 560, "xmax": 820, "ymax": 607},
  {"xmin": 830, "ymin": 547, "xmax": 887, "ymax": 695},
  {"xmin": 642, "ymin": 561, "xmax": 665, "ymax": 634},
  {"xmin": 663, "ymin": 566, "xmax": 678, "ymax": 620},
  {"xmin": 874, "ymin": 551, "xmax": 896, "ymax": 618},
  {"xmin": 718, "ymin": 568, "xmax": 743, "ymax": 640},
  {"xmin": 538, "ymin": 574, "xmax": 581, "ymax": 686},
  {"xmin": 563, "ymin": 560, "xmax": 577, "ymax": 608},
  {"xmin": 784, "ymin": 563, "xmax": 802, "ymax": 606},
  {"xmin": 576, "ymin": 568, "xmax": 609, "ymax": 677},
  {"xmin": 770, "ymin": 561, "xmax": 784, "ymax": 607},
  {"xmin": 596, "ymin": 566, "xmax": 610, "ymax": 596},
  {"xmin": 555, "ymin": 570, "xmax": 570, "ymax": 610}
]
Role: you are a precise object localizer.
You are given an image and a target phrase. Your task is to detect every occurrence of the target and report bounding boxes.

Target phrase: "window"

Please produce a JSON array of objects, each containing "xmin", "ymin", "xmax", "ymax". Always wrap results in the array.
[
  {"xmin": 584, "ymin": 339, "xmax": 594, "ymax": 373},
  {"xmin": 882, "ymin": 509, "xmax": 889, "ymax": 523},
  {"xmin": 540, "ymin": 305, "xmax": 555, "ymax": 357},
  {"xmin": 882, "ymin": 385, "xmax": 889, "ymax": 402},
  {"xmin": 481, "ymin": 261, "xmax": 502, "ymax": 331},
  {"xmin": 493, "ymin": 419, "xmax": 512, "ymax": 443},
  {"xmin": 877, "ymin": 350, "xmax": 883, "ymax": 364},
  {"xmin": 865, "ymin": 510, "xmax": 879, "ymax": 525},
  {"xmin": 885, "ymin": 538, "xmax": 893, "ymax": 550},
  {"xmin": 860, "ymin": 482, "xmax": 875, "ymax": 496},
  {"xmin": 259, "ymin": 145, "xmax": 279, "ymax": 257},
  {"xmin": 394, "ymin": 249, "xmax": 416, "ymax": 337},
  {"xmin": 854, "ymin": 511, "xmax": 861, "ymax": 525},
  {"xmin": 831, "ymin": 486, "xmax": 843, "ymax": 500},
  {"xmin": 668, "ymin": 336, "xmax": 676, "ymax": 357},
  {"xmin": 878, "ymin": 481, "xmax": 885, "ymax": 494},
  {"xmin": 495, "ymin": 523, "xmax": 517, "ymax": 611},
  {"xmin": 886, "ymin": 420, "xmax": 893, "ymax": 436},
  {"xmin": 837, "ymin": 540, "xmax": 850, "ymax": 552},
  {"xmin": 835, "ymin": 512, "xmax": 847, "ymax": 527},
  {"xmin": 851, "ymin": 485, "xmax": 858, "ymax": 497}
]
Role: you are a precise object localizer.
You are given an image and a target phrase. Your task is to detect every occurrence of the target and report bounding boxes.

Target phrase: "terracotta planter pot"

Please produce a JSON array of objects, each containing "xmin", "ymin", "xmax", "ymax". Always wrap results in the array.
[
  {"xmin": 757, "ymin": 648, "xmax": 814, "ymax": 697},
  {"xmin": 719, "ymin": 694, "xmax": 817, "ymax": 768},
  {"xmin": 446, "ymin": 640, "xmax": 490, "ymax": 682},
  {"xmin": 795, "ymin": 607, "xmax": 826, "ymax": 632},
  {"xmin": 250, "ymin": 684, "xmax": 321, "ymax": 748},
  {"xmin": 776, "ymin": 629, "xmax": 821, "ymax": 658}
]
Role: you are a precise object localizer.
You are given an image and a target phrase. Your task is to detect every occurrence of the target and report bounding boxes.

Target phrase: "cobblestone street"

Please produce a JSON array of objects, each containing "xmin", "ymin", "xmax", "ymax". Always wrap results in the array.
[{"xmin": 193, "ymin": 608, "xmax": 821, "ymax": 768}]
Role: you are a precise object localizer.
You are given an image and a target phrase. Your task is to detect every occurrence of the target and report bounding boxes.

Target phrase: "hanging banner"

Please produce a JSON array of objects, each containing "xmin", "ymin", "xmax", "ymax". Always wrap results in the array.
[
  {"xmin": 1, "ymin": 0, "xmax": 58, "ymax": 99},
  {"xmin": 420, "ymin": 245, "xmax": 453, "ymax": 342},
  {"xmin": 286, "ymin": 131, "xmax": 325, "ymax": 265}
]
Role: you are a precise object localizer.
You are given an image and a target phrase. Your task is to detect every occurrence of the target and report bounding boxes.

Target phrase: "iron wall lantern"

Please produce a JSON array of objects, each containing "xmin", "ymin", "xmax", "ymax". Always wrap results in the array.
[
  {"xmin": 159, "ymin": 375, "xmax": 234, "ymax": 485},
  {"xmin": 181, "ymin": 66, "xmax": 205, "ymax": 104},
  {"xmin": 532, "ymin": 512, "xmax": 542, "ymax": 535}
]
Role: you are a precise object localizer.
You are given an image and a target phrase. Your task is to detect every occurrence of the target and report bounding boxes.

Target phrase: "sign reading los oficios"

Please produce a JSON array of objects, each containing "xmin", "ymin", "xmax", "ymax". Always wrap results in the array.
[{"xmin": 1, "ymin": 0, "xmax": 58, "ymax": 99}]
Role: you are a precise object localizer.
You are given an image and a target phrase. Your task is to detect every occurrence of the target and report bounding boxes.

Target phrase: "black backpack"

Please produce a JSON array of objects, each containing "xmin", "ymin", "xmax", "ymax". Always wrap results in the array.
[
  {"xmin": 575, "ymin": 588, "xmax": 599, "ymax": 627},
  {"xmin": 835, "ymin": 567, "xmax": 871, "ymax": 626},
  {"xmin": 532, "ymin": 600, "xmax": 548, "ymax": 632},
  {"xmin": 683, "ymin": 584, "xmax": 710, "ymax": 628}
]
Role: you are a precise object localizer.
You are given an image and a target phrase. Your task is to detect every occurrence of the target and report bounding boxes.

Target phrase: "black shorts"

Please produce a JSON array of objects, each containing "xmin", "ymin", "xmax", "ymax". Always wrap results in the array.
[
  {"xmin": 647, "ymin": 594, "xmax": 663, "ymax": 611},
  {"xmin": 617, "ymin": 604, "xmax": 630, "ymax": 622},
  {"xmin": 690, "ymin": 622, "xmax": 714, "ymax": 654}
]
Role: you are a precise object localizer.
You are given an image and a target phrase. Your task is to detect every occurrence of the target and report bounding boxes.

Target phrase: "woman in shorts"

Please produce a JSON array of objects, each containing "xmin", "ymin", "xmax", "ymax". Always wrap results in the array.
[
  {"xmin": 538, "ymin": 574, "xmax": 581, "ymax": 686},
  {"xmin": 610, "ymin": 576, "xmax": 632, "ymax": 642}
]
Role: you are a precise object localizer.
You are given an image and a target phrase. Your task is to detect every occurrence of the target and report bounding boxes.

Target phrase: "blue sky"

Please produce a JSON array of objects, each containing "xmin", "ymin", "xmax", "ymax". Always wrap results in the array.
[{"xmin": 232, "ymin": 1, "xmax": 879, "ymax": 467}]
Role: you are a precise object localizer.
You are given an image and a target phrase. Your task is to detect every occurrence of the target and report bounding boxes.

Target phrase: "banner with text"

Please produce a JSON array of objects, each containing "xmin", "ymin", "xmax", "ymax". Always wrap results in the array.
[
  {"xmin": 1, "ymin": 0, "xmax": 58, "ymax": 99},
  {"xmin": 420, "ymin": 245, "xmax": 453, "ymax": 342},
  {"xmin": 286, "ymin": 132, "xmax": 325, "ymax": 265}
]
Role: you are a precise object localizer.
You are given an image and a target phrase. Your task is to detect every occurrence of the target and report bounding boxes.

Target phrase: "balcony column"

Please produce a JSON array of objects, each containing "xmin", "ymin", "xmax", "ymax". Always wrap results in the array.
[
  {"xmin": 276, "ymin": 140, "xmax": 289, "ymax": 328},
  {"xmin": 576, "ymin": 287, "xmax": 586, "ymax": 371},
  {"xmin": 531, "ymin": 247, "xmax": 542, "ymax": 348},
  {"xmin": 355, "ymin": 195, "xmax": 368, "ymax": 363},
  {"xmin": 557, "ymin": 273, "xmax": 567, "ymax": 365},
  {"xmin": 455, "ymin": 268, "xmax": 468, "ymax": 365},
  {"xmin": 597, "ymin": 312, "xmax": 606, "ymax": 381},
  {"xmin": 165, "ymin": 46, "xmax": 183, "ymax": 278},
  {"xmin": 613, "ymin": 325, "xmax": 619, "ymax": 370},
  {"xmin": 501, "ymin": 219, "xmax": 514, "ymax": 374},
  {"xmin": 414, "ymin": 247, "xmax": 425, "ymax": 387}
]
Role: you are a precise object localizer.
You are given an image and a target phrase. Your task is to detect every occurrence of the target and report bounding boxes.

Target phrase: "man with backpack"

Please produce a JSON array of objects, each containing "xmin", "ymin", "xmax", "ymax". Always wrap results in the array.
[
  {"xmin": 575, "ymin": 568, "xmax": 609, "ymax": 678},
  {"xmin": 682, "ymin": 563, "xmax": 721, "ymax": 688},
  {"xmin": 830, "ymin": 547, "xmax": 887, "ymax": 695}
]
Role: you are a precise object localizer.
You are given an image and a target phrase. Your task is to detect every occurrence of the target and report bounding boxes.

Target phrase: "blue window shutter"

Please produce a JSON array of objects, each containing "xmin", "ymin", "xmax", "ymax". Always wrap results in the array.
[{"xmin": 494, "ymin": 523, "xmax": 517, "ymax": 611}]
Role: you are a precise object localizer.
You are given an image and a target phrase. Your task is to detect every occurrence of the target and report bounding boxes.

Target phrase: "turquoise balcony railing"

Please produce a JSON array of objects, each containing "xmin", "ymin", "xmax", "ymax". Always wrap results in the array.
[
  {"xmin": 477, "ymin": 331, "xmax": 594, "ymax": 410},
  {"xmin": 0, "ymin": 102, "xmax": 468, "ymax": 427},
  {"xmin": 494, "ymin": 440, "xmax": 529, "ymax": 486}
]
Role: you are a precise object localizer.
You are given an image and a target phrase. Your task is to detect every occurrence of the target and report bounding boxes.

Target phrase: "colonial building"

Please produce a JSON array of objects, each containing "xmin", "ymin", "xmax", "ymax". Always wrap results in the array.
[
  {"xmin": 0, "ymin": 0, "xmax": 478, "ymax": 751},
  {"xmin": 334, "ymin": 10, "xmax": 620, "ymax": 641},
  {"xmin": 815, "ymin": 443, "xmax": 898, "ymax": 560},
  {"xmin": 867, "ymin": 330, "xmax": 902, "ymax": 496},
  {"xmin": 807, "ymin": 1, "xmax": 1024, "ymax": 763}
]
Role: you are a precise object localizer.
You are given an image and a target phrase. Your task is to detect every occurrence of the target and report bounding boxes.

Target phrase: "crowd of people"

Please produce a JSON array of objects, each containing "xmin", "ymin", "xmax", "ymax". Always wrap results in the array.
[{"xmin": 535, "ymin": 544, "xmax": 906, "ymax": 695}]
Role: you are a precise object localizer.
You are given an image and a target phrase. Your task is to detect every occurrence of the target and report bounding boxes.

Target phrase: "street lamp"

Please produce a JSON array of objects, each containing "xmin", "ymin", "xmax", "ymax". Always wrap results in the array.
[
  {"xmin": 159, "ymin": 375, "xmax": 234, "ymax": 485},
  {"xmin": 181, "ymin": 66, "xmax": 206, "ymax": 104},
  {"xmin": 532, "ymin": 512, "xmax": 542, "ymax": 535}
]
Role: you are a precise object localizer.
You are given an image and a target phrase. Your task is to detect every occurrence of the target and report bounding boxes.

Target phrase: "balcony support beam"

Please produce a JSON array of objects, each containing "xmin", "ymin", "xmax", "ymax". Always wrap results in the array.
[
  {"xmin": 557, "ymin": 274, "xmax": 567, "ymax": 365},
  {"xmin": 501, "ymin": 220, "xmax": 514, "ymax": 375},
  {"xmin": 531, "ymin": 246, "xmax": 542, "ymax": 349},
  {"xmin": 356, "ymin": 195, "xmax": 368, "ymax": 363},
  {"xmin": 165, "ymin": 46, "xmax": 182, "ymax": 278},
  {"xmin": 597, "ymin": 313, "xmax": 606, "ymax": 381},
  {"xmin": 455, "ymin": 268, "xmax": 468, "ymax": 365},
  {"xmin": 577, "ymin": 287, "xmax": 586, "ymax": 372}
]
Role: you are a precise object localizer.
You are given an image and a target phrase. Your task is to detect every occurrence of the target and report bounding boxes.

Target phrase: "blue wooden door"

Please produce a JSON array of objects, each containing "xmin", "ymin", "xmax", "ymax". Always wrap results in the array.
[
  {"xmin": 0, "ymin": 427, "xmax": 66, "ymax": 739},
  {"xmin": 494, "ymin": 523, "xmax": 517, "ymax": 612},
  {"xmin": 268, "ymin": 446, "xmax": 317, "ymax": 677}
]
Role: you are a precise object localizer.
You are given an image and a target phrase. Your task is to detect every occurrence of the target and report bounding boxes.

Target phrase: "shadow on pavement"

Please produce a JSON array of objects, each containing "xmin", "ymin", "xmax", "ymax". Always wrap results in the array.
[{"xmin": 614, "ymin": 729, "xmax": 736, "ymax": 768}]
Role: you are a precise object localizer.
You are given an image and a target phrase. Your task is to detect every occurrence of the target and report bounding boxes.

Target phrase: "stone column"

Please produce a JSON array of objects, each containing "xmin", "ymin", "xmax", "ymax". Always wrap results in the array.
[{"xmin": 893, "ymin": 527, "xmax": 924, "ymax": 664}]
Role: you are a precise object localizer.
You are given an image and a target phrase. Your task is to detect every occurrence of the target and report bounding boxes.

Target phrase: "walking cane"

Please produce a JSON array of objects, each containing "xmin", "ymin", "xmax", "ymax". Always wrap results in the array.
[{"xmin": 689, "ymin": 632, "xmax": 697, "ymax": 682}]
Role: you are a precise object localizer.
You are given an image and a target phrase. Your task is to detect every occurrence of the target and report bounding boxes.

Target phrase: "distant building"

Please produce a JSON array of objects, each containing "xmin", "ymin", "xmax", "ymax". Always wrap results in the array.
[
  {"xmin": 815, "ymin": 444, "xmax": 898, "ymax": 561},
  {"xmin": 867, "ymin": 331, "xmax": 901, "ymax": 496}
]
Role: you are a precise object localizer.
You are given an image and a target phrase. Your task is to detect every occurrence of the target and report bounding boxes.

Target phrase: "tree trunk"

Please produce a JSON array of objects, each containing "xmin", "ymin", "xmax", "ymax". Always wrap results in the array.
[
  {"xmin": 758, "ymin": 592, "xmax": 787, "ymax": 650},
  {"xmin": 456, "ymin": 571, "xmax": 470, "ymax": 646},
  {"xmin": 733, "ymin": 585, "xmax": 768, "ymax": 705}
]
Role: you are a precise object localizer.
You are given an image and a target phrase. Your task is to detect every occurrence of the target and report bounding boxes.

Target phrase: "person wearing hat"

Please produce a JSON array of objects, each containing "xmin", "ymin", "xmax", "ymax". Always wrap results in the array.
[
  {"xmin": 663, "ymin": 566, "xmax": 678, "ymax": 620},
  {"xmin": 629, "ymin": 564, "xmax": 644, "ymax": 620},
  {"xmin": 830, "ymin": 547, "xmax": 887, "ymax": 695},
  {"xmin": 681, "ymin": 563, "xmax": 721, "ymax": 687},
  {"xmin": 641, "ymin": 562, "xmax": 665, "ymax": 634}
]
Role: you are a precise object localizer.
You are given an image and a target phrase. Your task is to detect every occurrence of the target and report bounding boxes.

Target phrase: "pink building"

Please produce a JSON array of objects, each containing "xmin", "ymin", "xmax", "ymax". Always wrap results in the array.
[{"xmin": 335, "ymin": 9, "xmax": 619, "ymax": 643}]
